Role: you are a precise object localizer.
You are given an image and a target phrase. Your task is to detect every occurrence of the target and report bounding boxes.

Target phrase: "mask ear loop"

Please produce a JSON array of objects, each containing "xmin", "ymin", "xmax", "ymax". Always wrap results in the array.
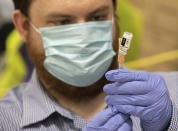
[
  {"xmin": 27, "ymin": 19, "xmax": 41, "ymax": 34},
  {"xmin": 112, "ymin": 15, "xmax": 114, "ymax": 24}
]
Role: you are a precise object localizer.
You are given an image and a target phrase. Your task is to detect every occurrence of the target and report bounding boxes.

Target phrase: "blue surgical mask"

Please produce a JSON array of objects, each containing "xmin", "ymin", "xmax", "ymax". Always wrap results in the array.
[{"xmin": 30, "ymin": 20, "xmax": 116, "ymax": 87}]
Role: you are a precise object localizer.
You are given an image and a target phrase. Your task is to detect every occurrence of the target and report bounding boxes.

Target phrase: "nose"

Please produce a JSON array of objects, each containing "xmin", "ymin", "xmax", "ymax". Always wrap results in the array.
[{"xmin": 77, "ymin": 18, "xmax": 86, "ymax": 24}]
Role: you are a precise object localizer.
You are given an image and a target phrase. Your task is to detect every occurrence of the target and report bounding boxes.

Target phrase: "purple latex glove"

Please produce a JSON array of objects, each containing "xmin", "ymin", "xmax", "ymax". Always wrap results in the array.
[
  {"xmin": 82, "ymin": 106, "xmax": 133, "ymax": 131},
  {"xmin": 104, "ymin": 69, "xmax": 172, "ymax": 131}
]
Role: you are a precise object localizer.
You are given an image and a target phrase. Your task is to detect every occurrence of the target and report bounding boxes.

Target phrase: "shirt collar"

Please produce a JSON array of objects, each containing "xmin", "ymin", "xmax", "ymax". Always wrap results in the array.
[{"xmin": 21, "ymin": 70, "xmax": 74, "ymax": 128}]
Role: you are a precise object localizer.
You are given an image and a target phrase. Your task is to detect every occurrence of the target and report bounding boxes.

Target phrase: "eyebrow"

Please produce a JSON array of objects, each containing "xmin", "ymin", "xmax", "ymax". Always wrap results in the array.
[
  {"xmin": 46, "ymin": 6, "xmax": 110, "ymax": 19},
  {"xmin": 89, "ymin": 6, "xmax": 110, "ymax": 16},
  {"xmin": 47, "ymin": 14, "xmax": 72, "ymax": 19}
]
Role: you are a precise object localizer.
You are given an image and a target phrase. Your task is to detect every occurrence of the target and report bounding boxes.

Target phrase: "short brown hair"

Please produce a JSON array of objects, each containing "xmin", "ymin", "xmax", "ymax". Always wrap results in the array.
[
  {"xmin": 113, "ymin": 0, "xmax": 116, "ymax": 6},
  {"xmin": 13, "ymin": 0, "xmax": 116, "ymax": 17},
  {"xmin": 13, "ymin": 0, "xmax": 33, "ymax": 17}
]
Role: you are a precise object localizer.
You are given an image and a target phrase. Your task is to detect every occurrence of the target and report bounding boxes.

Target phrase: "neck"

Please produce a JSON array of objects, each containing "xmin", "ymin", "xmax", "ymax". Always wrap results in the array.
[
  {"xmin": 51, "ymin": 91, "xmax": 107, "ymax": 121},
  {"xmin": 38, "ymin": 71, "xmax": 107, "ymax": 121}
]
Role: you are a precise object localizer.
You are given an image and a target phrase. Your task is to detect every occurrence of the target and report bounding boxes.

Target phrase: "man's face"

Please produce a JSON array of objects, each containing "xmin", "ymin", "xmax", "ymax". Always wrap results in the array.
[{"xmin": 22, "ymin": 0, "xmax": 119, "ymax": 100}]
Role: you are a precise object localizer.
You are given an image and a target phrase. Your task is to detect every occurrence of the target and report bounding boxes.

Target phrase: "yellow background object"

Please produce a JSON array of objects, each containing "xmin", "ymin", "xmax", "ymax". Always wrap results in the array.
[
  {"xmin": 0, "ymin": 30, "xmax": 26, "ymax": 98},
  {"xmin": 126, "ymin": 50, "xmax": 178, "ymax": 70}
]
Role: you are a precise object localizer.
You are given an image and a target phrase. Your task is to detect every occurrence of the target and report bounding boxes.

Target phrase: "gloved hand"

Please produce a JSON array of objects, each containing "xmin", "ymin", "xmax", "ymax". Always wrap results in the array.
[
  {"xmin": 104, "ymin": 69, "xmax": 172, "ymax": 131},
  {"xmin": 82, "ymin": 106, "xmax": 133, "ymax": 131}
]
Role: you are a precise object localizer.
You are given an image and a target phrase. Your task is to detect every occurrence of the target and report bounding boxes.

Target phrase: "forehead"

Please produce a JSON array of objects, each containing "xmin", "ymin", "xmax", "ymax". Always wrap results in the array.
[{"xmin": 29, "ymin": 0, "xmax": 113, "ymax": 17}]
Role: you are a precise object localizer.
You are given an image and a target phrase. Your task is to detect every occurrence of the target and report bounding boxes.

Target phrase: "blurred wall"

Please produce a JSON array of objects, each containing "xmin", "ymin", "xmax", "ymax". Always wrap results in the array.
[
  {"xmin": 0, "ymin": 0, "xmax": 13, "ymax": 26},
  {"xmin": 129, "ymin": 0, "xmax": 178, "ymax": 71}
]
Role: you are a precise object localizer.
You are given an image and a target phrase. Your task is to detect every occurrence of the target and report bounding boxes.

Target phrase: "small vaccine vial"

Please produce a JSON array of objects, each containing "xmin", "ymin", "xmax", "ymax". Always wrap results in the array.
[
  {"xmin": 120, "ymin": 32, "xmax": 133, "ymax": 55},
  {"xmin": 118, "ymin": 32, "xmax": 133, "ymax": 68}
]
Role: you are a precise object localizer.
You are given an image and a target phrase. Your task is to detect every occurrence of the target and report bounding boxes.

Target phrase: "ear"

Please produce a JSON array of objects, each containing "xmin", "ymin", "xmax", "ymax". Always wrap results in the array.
[{"xmin": 12, "ymin": 10, "xmax": 30, "ymax": 43}]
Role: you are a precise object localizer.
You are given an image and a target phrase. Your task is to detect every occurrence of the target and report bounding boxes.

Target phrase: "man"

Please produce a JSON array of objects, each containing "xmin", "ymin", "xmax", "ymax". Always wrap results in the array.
[{"xmin": 0, "ymin": 0, "xmax": 177, "ymax": 131}]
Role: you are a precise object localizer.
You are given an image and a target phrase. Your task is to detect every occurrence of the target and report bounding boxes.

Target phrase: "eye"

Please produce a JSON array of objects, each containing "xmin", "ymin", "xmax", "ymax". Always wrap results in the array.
[
  {"xmin": 49, "ymin": 19, "xmax": 73, "ymax": 26},
  {"xmin": 91, "ymin": 15, "xmax": 107, "ymax": 21},
  {"xmin": 59, "ymin": 19, "xmax": 71, "ymax": 25}
]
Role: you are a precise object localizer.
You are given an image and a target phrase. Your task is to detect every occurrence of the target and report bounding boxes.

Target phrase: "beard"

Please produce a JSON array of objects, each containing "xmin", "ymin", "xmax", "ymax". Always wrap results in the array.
[{"xmin": 26, "ymin": 19, "xmax": 119, "ymax": 102}]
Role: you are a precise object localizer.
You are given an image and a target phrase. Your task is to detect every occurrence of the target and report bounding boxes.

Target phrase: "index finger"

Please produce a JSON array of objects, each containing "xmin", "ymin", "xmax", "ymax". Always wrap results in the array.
[{"xmin": 105, "ymin": 69, "xmax": 148, "ymax": 83}]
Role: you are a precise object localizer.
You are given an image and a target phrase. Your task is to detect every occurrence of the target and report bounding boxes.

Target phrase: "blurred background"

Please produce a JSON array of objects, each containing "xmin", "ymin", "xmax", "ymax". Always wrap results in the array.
[
  {"xmin": 126, "ymin": 0, "xmax": 178, "ymax": 71},
  {"xmin": 0, "ymin": 0, "xmax": 177, "ymax": 97}
]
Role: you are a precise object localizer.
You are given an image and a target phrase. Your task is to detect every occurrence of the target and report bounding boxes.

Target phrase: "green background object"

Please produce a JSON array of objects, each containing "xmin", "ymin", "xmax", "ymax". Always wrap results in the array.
[{"xmin": 117, "ymin": 0, "xmax": 143, "ymax": 62}]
